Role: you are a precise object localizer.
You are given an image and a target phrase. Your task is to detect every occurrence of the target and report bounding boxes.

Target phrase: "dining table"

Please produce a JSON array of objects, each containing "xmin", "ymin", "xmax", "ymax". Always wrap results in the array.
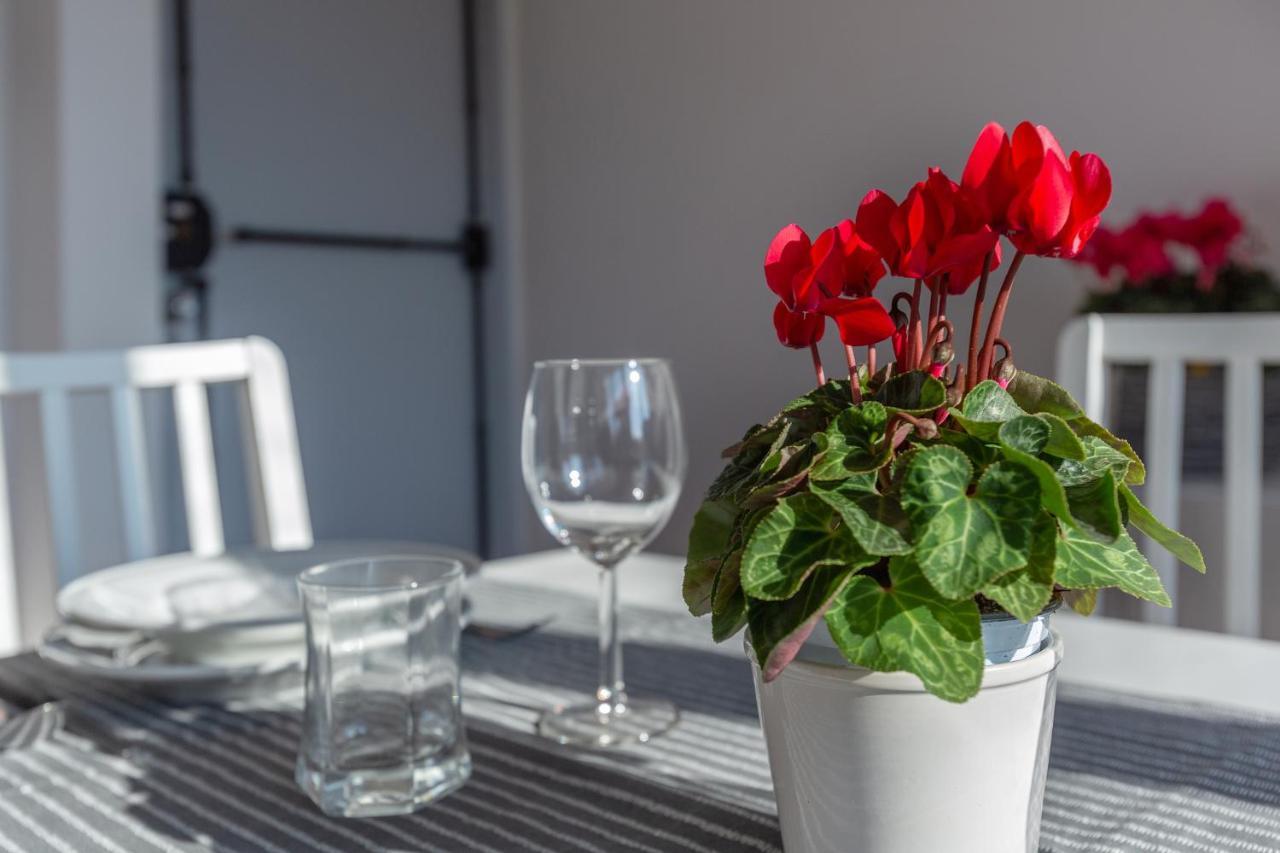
[{"xmin": 1, "ymin": 549, "xmax": 1279, "ymax": 852}]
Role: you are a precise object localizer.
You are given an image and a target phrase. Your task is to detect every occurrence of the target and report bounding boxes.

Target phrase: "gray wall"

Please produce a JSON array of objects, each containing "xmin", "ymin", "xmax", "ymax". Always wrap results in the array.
[
  {"xmin": 186, "ymin": 0, "xmax": 496, "ymax": 554},
  {"xmin": 509, "ymin": 0, "xmax": 1280, "ymax": 557}
]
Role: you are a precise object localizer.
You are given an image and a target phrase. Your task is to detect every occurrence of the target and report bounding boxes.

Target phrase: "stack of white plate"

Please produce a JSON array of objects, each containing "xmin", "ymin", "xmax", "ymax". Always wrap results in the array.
[{"xmin": 39, "ymin": 541, "xmax": 480, "ymax": 700}]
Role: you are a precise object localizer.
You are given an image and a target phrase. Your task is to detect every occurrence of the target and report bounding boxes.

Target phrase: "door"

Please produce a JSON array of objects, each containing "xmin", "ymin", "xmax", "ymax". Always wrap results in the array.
[{"xmin": 181, "ymin": 0, "xmax": 479, "ymax": 551}]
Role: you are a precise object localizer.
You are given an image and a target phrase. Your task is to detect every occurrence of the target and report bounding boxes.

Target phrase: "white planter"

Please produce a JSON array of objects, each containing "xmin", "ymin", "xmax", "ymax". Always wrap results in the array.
[{"xmin": 751, "ymin": 621, "xmax": 1062, "ymax": 853}]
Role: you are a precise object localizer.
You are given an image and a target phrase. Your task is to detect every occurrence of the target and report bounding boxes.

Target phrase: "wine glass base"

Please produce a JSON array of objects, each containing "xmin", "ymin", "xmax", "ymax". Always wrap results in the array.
[{"xmin": 537, "ymin": 697, "xmax": 679, "ymax": 748}]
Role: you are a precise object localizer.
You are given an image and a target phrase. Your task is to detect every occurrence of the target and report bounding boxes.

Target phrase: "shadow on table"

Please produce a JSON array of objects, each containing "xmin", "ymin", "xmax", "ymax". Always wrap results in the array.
[
  {"xmin": 114, "ymin": 704, "xmax": 781, "ymax": 853},
  {"xmin": 17, "ymin": 637, "xmax": 1279, "ymax": 851},
  {"xmin": 460, "ymin": 626, "xmax": 762, "ymax": 721},
  {"xmin": 1049, "ymin": 692, "xmax": 1280, "ymax": 809},
  {"xmin": 25, "ymin": 633, "xmax": 775, "ymax": 852}
]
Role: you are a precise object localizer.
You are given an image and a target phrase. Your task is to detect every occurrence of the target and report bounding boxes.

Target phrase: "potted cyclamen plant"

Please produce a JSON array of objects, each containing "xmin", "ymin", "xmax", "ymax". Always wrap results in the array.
[{"xmin": 684, "ymin": 122, "xmax": 1206, "ymax": 853}]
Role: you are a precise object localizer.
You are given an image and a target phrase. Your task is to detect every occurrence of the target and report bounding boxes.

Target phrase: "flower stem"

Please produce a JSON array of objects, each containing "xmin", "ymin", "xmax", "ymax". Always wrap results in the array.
[
  {"xmin": 884, "ymin": 411, "xmax": 939, "ymax": 451},
  {"xmin": 866, "ymin": 345, "xmax": 877, "ymax": 377},
  {"xmin": 927, "ymin": 280, "xmax": 940, "ymax": 339},
  {"xmin": 809, "ymin": 342, "xmax": 826, "ymax": 386},
  {"xmin": 966, "ymin": 250, "xmax": 994, "ymax": 393},
  {"xmin": 922, "ymin": 318, "xmax": 954, "ymax": 366},
  {"xmin": 845, "ymin": 345, "xmax": 862, "ymax": 404},
  {"xmin": 978, "ymin": 251, "xmax": 1026, "ymax": 381},
  {"xmin": 908, "ymin": 279, "xmax": 924, "ymax": 370}
]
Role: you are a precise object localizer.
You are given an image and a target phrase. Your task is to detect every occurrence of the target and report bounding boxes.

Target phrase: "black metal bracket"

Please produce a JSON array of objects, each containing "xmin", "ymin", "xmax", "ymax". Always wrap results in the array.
[
  {"xmin": 227, "ymin": 220, "xmax": 490, "ymax": 274},
  {"xmin": 229, "ymin": 225, "xmax": 468, "ymax": 256}
]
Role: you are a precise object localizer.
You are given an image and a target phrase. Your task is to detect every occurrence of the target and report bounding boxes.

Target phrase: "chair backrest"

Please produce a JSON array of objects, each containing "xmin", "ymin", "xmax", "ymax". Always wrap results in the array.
[
  {"xmin": 1057, "ymin": 313, "xmax": 1275, "ymax": 636},
  {"xmin": 0, "ymin": 336, "xmax": 313, "ymax": 652}
]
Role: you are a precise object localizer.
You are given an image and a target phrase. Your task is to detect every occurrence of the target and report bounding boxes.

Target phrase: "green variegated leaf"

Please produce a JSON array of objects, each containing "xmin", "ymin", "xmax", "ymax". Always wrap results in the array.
[
  {"xmin": 710, "ymin": 550, "xmax": 747, "ymax": 642},
  {"xmin": 742, "ymin": 443, "xmax": 815, "ymax": 509},
  {"xmin": 1036, "ymin": 413, "xmax": 1086, "ymax": 460},
  {"xmin": 889, "ymin": 445, "xmax": 924, "ymax": 482},
  {"xmin": 998, "ymin": 415, "xmax": 1049, "ymax": 454},
  {"xmin": 999, "ymin": 445, "xmax": 1073, "ymax": 525},
  {"xmin": 741, "ymin": 494, "xmax": 874, "ymax": 600},
  {"xmin": 1070, "ymin": 417, "xmax": 1146, "ymax": 485},
  {"xmin": 935, "ymin": 427, "xmax": 1000, "ymax": 468},
  {"xmin": 683, "ymin": 498, "xmax": 737, "ymax": 616},
  {"xmin": 1066, "ymin": 469, "xmax": 1122, "ymax": 541},
  {"xmin": 949, "ymin": 380, "xmax": 1028, "ymax": 439},
  {"xmin": 708, "ymin": 505, "xmax": 769, "ymax": 637},
  {"xmin": 707, "ymin": 435, "xmax": 771, "ymax": 500},
  {"xmin": 824, "ymin": 556, "xmax": 983, "ymax": 702},
  {"xmin": 995, "ymin": 417, "xmax": 1073, "ymax": 525},
  {"xmin": 901, "ymin": 447, "xmax": 1040, "ymax": 599},
  {"xmin": 1006, "ymin": 372, "xmax": 1083, "ymax": 419},
  {"xmin": 782, "ymin": 379, "xmax": 856, "ymax": 416},
  {"xmin": 1121, "ymin": 484, "xmax": 1206, "ymax": 573},
  {"xmin": 992, "ymin": 414, "xmax": 1083, "ymax": 528},
  {"xmin": 810, "ymin": 476, "xmax": 911, "ymax": 556},
  {"xmin": 719, "ymin": 422, "xmax": 773, "ymax": 459},
  {"xmin": 712, "ymin": 588, "xmax": 746, "ymax": 641},
  {"xmin": 982, "ymin": 514, "xmax": 1057, "ymax": 621},
  {"xmin": 963, "ymin": 380, "xmax": 1027, "ymax": 422},
  {"xmin": 1055, "ymin": 526, "xmax": 1170, "ymax": 606},
  {"xmin": 873, "ymin": 372, "xmax": 947, "ymax": 415},
  {"xmin": 758, "ymin": 439, "xmax": 798, "ymax": 475},
  {"xmin": 1056, "ymin": 436, "xmax": 1131, "ymax": 487},
  {"xmin": 810, "ymin": 402, "xmax": 890, "ymax": 481},
  {"xmin": 748, "ymin": 566, "xmax": 855, "ymax": 680}
]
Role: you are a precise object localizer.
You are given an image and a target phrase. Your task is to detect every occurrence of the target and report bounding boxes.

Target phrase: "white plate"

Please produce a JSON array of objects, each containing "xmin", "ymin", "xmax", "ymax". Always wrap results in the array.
[
  {"xmin": 37, "ymin": 623, "xmax": 304, "ymax": 700},
  {"xmin": 57, "ymin": 540, "xmax": 481, "ymax": 633},
  {"xmin": 44, "ymin": 540, "xmax": 479, "ymax": 699}
]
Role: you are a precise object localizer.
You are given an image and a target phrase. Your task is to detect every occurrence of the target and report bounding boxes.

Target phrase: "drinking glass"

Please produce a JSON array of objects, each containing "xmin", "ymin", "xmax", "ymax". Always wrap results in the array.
[
  {"xmin": 521, "ymin": 358, "xmax": 686, "ymax": 746},
  {"xmin": 295, "ymin": 556, "xmax": 470, "ymax": 817}
]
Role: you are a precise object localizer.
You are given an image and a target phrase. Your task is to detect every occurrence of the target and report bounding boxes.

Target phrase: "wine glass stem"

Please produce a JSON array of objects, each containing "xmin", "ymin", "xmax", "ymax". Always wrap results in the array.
[{"xmin": 596, "ymin": 565, "xmax": 625, "ymax": 712}]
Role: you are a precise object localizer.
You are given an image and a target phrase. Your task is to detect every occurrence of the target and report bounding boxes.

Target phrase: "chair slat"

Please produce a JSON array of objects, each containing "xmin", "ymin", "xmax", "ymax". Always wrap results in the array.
[
  {"xmin": 0, "ymin": 410, "xmax": 20, "ymax": 654},
  {"xmin": 1141, "ymin": 359, "xmax": 1184, "ymax": 626},
  {"xmin": 173, "ymin": 380, "xmax": 224, "ymax": 556},
  {"xmin": 39, "ymin": 390, "xmax": 82, "ymax": 585},
  {"xmin": 1225, "ymin": 358, "xmax": 1263, "ymax": 638},
  {"xmin": 110, "ymin": 387, "xmax": 157, "ymax": 560},
  {"xmin": 240, "ymin": 338, "xmax": 312, "ymax": 550}
]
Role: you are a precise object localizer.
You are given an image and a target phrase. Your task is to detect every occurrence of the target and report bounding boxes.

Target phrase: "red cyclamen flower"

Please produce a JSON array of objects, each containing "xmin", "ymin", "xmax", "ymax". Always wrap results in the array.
[
  {"xmin": 1168, "ymin": 198, "xmax": 1244, "ymax": 276},
  {"xmin": 764, "ymin": 224, "xmax": 842, "ymax": 313},
  {"xmin": 821, "ymin": 296, "xmax": 897, "ymax": 347},
  {"xmin": 990, "ymin": 122, "xmax": 1112, "ymax": 258},
  {"xmin": 961, "ymin": 123, "xmax": 1019, "ymax": 232},
  {"xmin": 855, "ymin": 168, "xmax": 1000, "ymax": 293},
  {"xmin": 1076, "ymin": 218, "xmax": 1174, "ymax": 285},
  {"xmin": 765, "ymin": 222, "xmax": 893, "ymax": 350},
  {"xmin": 772, "ymin": 302, "xmax": 825, "ymax": 348},
  {"xmin": 833, "ymin": 219, "xmax": 887, "ymax": 297}
]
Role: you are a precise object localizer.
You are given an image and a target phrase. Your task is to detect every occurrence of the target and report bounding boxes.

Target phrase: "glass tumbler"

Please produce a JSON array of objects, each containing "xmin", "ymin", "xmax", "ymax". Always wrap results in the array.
[{"xmin": 295, "ymin": 556, "xmax": 470, "ymax": 817}]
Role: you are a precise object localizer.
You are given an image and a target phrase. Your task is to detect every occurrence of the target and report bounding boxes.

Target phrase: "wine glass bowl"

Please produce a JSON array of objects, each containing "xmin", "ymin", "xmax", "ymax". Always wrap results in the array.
[{"xmin": 521, "ymin": 358, "xmax": 686, "ymax": 746}]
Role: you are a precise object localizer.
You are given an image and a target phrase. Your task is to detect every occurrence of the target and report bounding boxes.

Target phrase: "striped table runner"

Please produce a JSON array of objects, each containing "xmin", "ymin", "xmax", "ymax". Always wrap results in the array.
[{"xmin": 0, "ymin": 577, "xmax": 1277, "ymax": 852}]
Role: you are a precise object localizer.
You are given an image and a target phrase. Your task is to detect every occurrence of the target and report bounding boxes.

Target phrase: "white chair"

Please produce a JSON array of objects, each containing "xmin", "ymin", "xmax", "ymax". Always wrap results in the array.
[
  {"xmin": 0, "ymin": 336, "xmax": 312, "ymax": 653},
  {"xmin": 1057, "ymin": 313, "xmax": 1276, "ymax": 636}
]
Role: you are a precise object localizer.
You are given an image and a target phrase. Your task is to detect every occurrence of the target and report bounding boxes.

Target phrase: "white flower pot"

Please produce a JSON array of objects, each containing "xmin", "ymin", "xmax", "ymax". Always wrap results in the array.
[{"xmin": 750, "ymin": 619, "xmax": 1062, "ymax": 853}]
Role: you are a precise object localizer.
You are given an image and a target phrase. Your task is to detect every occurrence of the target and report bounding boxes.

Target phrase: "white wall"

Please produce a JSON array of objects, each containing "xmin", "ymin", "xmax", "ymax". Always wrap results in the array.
[
  {"xmin": 508, "ymin": 0, "xmax": 1280, "ymax": 557},
  {"xmin": 0, "ymin": 0, "xmax": 163, "ymax": 644}
]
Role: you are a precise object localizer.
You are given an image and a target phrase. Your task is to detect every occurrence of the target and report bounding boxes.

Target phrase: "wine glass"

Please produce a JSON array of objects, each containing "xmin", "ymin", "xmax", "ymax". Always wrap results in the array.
[{"xmin": 521, "ymin": 358, "xmax": 686, "ymax": 746}]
